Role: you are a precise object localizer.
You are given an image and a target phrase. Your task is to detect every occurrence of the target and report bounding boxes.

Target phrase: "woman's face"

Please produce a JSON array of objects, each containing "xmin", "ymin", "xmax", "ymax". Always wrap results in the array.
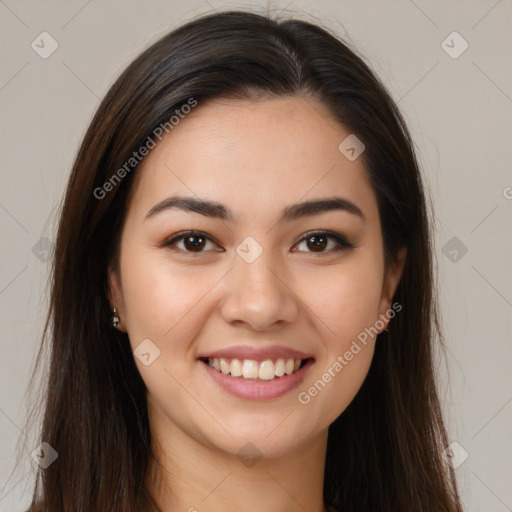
[{"xmin": 108, "ymin": 95, "xmax": 405, "ymax": 458}]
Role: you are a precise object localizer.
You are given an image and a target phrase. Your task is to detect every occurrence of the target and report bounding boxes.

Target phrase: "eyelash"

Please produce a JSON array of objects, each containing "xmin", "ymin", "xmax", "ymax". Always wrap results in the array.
[{"xmin": 161, "ymin": 230, "xmax": 355, "ymax": 255}]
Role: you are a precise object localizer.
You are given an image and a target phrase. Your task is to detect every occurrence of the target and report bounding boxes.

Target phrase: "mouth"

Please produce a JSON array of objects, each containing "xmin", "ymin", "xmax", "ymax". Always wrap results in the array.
[
  {"xmin": 198, "ymin": 356, "xmax": 313, "ymax": 381},
  {"xmin": 197, "ymin": 355, "xmax": 315, "ymax": 400}
]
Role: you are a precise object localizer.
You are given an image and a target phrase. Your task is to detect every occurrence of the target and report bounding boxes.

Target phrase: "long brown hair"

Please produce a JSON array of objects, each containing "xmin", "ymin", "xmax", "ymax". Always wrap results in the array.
[{"xmin": 22, "ymin": 9, "xmax": 462, "ymax": 511}]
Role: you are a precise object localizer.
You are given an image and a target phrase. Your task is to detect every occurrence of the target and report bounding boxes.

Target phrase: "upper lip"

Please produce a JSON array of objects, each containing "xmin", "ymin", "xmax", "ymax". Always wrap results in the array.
[{"xmin": 197, "ymin": 345, "xmax": 314, "ymax": 361}]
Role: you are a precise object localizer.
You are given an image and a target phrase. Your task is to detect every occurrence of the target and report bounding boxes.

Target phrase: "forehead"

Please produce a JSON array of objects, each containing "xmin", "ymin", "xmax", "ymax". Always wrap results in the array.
[{"xmin": 127, "ymin": 95, "xmax": 379, "ymax": 226}]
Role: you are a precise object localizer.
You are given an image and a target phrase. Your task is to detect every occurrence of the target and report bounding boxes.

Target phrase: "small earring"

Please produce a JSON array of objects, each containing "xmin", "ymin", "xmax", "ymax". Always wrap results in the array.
[{"xmin": 111, "ymin": 307, "xmax": 120, "ymax": 329}]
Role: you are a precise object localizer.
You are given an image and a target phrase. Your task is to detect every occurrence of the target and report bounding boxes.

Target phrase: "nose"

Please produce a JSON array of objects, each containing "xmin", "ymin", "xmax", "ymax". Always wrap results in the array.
[{"xmin": 219, "ymin": 247, "xmax": 299, "ymax": 332}]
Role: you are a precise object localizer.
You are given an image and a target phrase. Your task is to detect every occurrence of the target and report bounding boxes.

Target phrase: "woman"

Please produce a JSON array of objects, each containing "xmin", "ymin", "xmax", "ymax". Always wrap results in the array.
[{"xmin": 24, "ymin": 9, "xmax": 463, "ymax": 512}]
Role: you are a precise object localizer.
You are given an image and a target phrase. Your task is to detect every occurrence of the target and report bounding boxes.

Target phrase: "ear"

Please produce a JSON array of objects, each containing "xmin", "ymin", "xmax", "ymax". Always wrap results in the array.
[
  {"xmin": 377, "ymin": 246, "xmax": 407, "ymax": 330},
  {"xmin": 107, "ymin": 265, "xmax": 127, "ymax": 332}
]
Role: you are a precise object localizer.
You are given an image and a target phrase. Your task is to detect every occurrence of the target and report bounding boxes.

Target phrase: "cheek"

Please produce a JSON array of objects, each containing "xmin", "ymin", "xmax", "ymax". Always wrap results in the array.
[
  {"xmin": 299, "ymin": 254, "xmax": 384, "ymax": 343},
  {"xmin": 118, "ymin": 252, "xmax": 217, "ymax": 416},
  {"xmin": 293, "ymin": 254, "xmax": 383, "ymax": 421},
  {"xmin": 299, "ymin": 346, "xmax": 375, "ymax": 429},
  {"xmin": 119, "ymin": 245, "xmax": 215, "ymax": 356},
  {"xmin": 297, "ymin": 286, "xmax": 380, "ymax": 428}
]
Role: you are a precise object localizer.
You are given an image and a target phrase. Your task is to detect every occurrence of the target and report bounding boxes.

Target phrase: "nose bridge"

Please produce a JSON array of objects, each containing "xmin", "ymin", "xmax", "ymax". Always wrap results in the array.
[{"xmin": 220, "ymin": 240, "xmax": 298, "ymax": 329}]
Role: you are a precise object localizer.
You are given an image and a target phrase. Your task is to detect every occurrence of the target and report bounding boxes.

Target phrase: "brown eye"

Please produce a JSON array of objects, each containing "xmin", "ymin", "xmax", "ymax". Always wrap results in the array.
[
  {"xmin": 163, "ymin": 231, "xmax": 220, "ymax": 253},
  {"xmin": 305, "ymin": 233, "xmax": 328, "ymax": 252},
  {"xmin": 293, "ymin": 231, "xmax": 355, "ymax": 254},
  {"xmin": 182, "ymin": 234, "xmax": 207, "ymax": 252}
]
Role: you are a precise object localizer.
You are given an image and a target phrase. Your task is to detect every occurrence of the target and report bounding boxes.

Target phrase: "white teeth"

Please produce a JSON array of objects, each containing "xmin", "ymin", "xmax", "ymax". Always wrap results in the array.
[
  {"xmin": 230, "ymin": 358, "xmax": 242, "ymax": 377},
  {"xmin": 259, "ymin": 360, "xmax": 275, "ymax": 380},
  {"xmin": 275, "ymin": 359, "xmax": 285, "ymax": 377},
  {"xmin": 220, "ymin": 358, "xmax": 230, "ymax": 374},
  {"xmin": 242, "ymin": 359, "xmax": 259, "ymax": 379},
  {"xmin": 205, "ymin": 357, "xmax": 305, "ymax": 380}
]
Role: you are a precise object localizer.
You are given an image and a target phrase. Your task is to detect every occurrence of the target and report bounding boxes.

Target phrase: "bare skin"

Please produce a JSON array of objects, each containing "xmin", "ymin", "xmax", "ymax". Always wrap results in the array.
[{"xmin": 108, "ymin": 95, "xmax": 406, "ymax": 512}]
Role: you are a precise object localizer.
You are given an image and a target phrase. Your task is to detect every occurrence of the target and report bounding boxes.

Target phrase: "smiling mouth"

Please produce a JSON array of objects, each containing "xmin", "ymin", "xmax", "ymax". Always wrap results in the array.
[{"xmin": 199, "ymin": 357, "xmax": 313, "ymax": 381}]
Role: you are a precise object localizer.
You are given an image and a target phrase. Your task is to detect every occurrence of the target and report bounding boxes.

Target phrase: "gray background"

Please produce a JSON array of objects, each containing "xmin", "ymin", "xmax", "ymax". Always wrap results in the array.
[{"xmin": 1, "ymin": 1, "xmax": 511, "ymax": 511}]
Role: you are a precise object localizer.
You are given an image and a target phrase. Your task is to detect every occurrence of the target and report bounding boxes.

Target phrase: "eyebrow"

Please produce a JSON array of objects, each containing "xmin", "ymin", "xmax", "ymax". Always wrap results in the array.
[{"xmin": 144, "ymin": 195, "xmax": 365, "ymax": 223}]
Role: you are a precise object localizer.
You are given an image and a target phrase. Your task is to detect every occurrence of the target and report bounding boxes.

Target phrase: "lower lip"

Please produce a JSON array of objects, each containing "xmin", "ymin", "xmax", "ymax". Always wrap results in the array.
[{"xmin": 198, "ymin": 359, "xmax": 314, "ymax": 400}]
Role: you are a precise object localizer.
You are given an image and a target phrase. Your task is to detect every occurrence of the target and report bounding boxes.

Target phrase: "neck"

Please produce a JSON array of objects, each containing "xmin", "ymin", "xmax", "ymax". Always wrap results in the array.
[{"xmin": 146, "ymin": 417, "xmax": 329, "ymax": 512}]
